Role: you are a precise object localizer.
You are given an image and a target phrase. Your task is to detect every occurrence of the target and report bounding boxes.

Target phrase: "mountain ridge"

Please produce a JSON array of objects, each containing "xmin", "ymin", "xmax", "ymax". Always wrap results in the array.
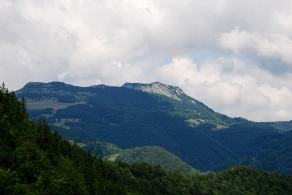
[
  {"xmin": 21, "ymin": 81, "xmax": 291, "ymax": 124},
  {"xmin": 18, "ymin": 81, "xmax": 235, "ymax": 127}
]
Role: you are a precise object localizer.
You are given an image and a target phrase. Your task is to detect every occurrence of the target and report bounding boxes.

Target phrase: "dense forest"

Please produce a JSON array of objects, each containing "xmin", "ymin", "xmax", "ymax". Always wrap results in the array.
[{"xmin": 1, "ymin": 84, "xmax": 292, "ymax": 194}]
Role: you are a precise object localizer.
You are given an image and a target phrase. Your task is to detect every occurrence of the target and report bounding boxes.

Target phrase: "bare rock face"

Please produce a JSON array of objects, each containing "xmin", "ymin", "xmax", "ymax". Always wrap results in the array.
[{"xmin": 123, "ymin": 82, "xmax": 185, "ymax": 101}]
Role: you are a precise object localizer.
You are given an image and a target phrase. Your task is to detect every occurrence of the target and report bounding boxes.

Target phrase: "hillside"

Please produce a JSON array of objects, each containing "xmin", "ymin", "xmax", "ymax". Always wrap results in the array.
[
  {"xmin": 79, "ymin": 141, "xmax": 194, "ymax": 174},
  {"xmin": 116, "ymin": 146, "xmax": 196, "ymax": 174},
  {"xmin": 2, "ymin": 84, "xmax": 292, "ymax": 194},
  {"xmin": 16, "ymin": 81, "xmax": 292, "ymax": 174}
]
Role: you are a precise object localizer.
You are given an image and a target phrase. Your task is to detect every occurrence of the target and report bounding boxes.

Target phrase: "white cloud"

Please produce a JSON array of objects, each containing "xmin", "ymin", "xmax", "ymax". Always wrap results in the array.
[
  {"xmin": 0, "ymin": 0, "xmax": 292, "ymax": 121},
  {"xmin": 219, "ymin": 28, "xmax": 292, "ymax": 65}
]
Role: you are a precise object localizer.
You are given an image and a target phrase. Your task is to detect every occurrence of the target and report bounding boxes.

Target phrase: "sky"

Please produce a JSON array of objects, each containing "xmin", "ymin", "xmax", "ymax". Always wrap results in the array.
[{"xmin": 1, "ymin": 0, "xmax": 292, "ymax": 122}]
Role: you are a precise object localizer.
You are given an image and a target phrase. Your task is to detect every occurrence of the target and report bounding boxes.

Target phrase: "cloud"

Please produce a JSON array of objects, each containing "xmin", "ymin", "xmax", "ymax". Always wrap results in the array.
[
  {"xmin": 0, "ymin": 0, "xmax": 292, "ymax": 121},
  {"xmin": 156, "ymin": 57, "xmax": 292, "ymax": 121},
  {"xmin": 219, "ymin": 28, "xmax": 292, "ymax": 65}
]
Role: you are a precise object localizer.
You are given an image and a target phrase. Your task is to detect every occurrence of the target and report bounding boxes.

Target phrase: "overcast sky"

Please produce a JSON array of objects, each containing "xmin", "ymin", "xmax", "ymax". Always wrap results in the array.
[{"xmin": 1, "ymin": 0, "xmax": 292, "ymax": 121}]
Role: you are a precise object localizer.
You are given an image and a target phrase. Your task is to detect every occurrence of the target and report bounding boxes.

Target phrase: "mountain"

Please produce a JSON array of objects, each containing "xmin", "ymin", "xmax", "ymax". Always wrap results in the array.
[
  {"xmin": 16, "ymin": 81, "xmax": 292, "ymax": 174},
  {"xmin": 2, "ymin": 84, "xmax": 292, "ymax": 194},
  {"xmin": 78, "ymin": 141, "xmax": 195, "ymax": 174}
]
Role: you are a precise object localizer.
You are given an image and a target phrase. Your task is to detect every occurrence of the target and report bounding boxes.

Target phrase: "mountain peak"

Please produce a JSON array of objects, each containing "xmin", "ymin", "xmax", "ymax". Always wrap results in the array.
[
  {"xmin": 22, "ymin": 81, "xmax": 71, "ymax": 89},
  {"xmin": 123, "ymin": 82, "xmax": 184, "ymax": 100}
]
